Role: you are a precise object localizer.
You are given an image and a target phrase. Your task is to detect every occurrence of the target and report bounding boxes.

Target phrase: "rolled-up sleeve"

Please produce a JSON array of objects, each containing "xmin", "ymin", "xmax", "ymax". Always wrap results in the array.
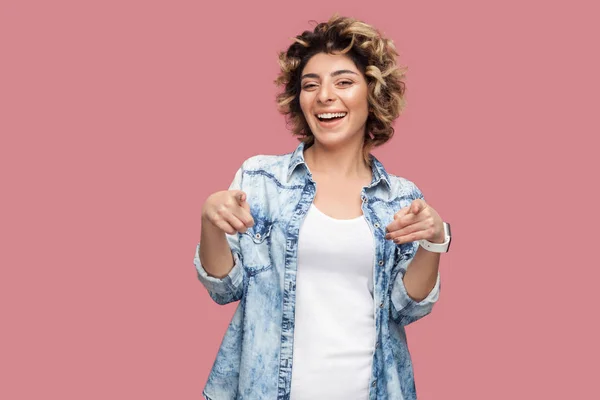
[
  {"xmin": 389, "ymin": 181, "xmax": 440, "ymax": 326},
  {"xmin": 194, "ymin": 241, "xmax": 244, "ymax": 305},
  {"xmin": 389, "ymin": 251, "xmax": 440, "ymax": 326}
]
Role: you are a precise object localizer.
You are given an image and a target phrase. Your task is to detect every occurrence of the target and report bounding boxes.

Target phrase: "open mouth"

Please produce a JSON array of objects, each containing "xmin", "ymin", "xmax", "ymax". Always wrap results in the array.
[{"xmin": 316, "ymin": 112, "xmax": 347, "ymax": 122}]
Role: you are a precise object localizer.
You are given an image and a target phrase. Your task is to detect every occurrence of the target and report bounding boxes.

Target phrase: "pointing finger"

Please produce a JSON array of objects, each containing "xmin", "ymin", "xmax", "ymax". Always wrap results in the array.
[
  {"xmin": 236, "ymin": 191, "xmax": 246, "ymax": 204},
  {"xmin": 409, "ymin": 199, "xmax": 426, "ymax": 215},
  {"xmin": 387, "ymin": 206, "xmax": 411, "ymax": 233},
  {"xmin": 240, "ymin": 198, "xmax": 250, "ymax": 213},
  {"xmin": 234, "ymin": 191, "xmax": 251, "ymax": 212},
  {"xmin": 232, "ymin": 206, "xmax": 254, "ymax": 229},
  {"xmin": 393, "ymin": 206, "xmax": 410, "ymax": 220}
]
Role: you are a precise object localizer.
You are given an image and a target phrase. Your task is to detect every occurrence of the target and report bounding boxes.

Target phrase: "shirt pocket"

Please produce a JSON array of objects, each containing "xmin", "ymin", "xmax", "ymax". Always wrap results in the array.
[{"xmin": 240, "ymin": 220, "xmax": 274, "ymax": 276}]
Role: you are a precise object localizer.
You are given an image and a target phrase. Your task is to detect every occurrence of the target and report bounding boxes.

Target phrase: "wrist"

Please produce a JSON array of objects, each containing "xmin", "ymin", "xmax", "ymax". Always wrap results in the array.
[
  {"xmin": 201, "ymin": 213, "xmax": 219, "ymax": 232},
  {"xmin": 419, "ymin": 222, "xmax": 451, "ymax": 253},
  {"xmin": 429, "ymin": 233, "xmax": 446, "ymax": 244}
]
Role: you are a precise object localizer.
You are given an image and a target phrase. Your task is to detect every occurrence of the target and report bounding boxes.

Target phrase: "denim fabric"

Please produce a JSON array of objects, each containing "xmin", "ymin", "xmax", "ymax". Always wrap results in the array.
[{"xmin": 194, "ymin": 141, "xmax": 440, "ymax": 400}]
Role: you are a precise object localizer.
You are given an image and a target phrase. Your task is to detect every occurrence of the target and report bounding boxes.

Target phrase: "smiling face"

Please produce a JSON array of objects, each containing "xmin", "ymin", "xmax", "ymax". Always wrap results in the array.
[{"xmin": 299, "ymin": 52, "xmax": 370, "ymax": 148}]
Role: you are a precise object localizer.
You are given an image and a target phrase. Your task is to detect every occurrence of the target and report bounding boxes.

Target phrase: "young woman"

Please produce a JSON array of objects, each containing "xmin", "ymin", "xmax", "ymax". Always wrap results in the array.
[{"xmin": 194, "ymin": 15, "xmax": 451, "ymax": 400}]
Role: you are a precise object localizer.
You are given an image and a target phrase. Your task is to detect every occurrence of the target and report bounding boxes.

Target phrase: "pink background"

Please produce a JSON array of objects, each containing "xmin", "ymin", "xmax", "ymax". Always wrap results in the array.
[{"xmin": 1, "ymin": 0, "xmax": 598, "ymax": 398}]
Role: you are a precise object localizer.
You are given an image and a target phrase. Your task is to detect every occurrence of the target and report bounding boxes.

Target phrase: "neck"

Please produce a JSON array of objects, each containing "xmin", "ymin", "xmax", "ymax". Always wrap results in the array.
[{"xmin": 304, "ymin": 138, "xmax": 371, "ymax": 180}]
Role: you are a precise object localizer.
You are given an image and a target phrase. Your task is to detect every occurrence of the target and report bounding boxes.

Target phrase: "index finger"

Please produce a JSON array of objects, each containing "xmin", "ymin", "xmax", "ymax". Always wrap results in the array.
[
  {"xmin": 386, "ymin": 206, "xmax": 411, "ymax": 232},
  {"xmin": 233, "ymin": 205, "xmax": 254, "ymax": 228}
]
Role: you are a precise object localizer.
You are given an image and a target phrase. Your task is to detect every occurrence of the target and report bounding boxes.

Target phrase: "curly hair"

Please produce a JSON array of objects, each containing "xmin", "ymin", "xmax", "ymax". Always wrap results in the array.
[{"xmin": 274, "ymin": 14, "xmax": 407, "ymax": 164}]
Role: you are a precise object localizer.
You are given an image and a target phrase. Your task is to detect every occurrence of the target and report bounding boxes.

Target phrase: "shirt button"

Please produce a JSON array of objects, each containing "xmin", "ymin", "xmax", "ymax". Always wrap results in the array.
[
  {"xmin": 374, "ymin": 222, "xmax": 380, "ymax": 228},
  {"xmin": 372, "ymin": 380, "xmax": 377, "ymax": 387},
  {"xmin": 378, "ymin": 260, "xmax": 384, "ymax": 266},
  {"xmin": 255, "ymin": 233, "xmax": 261, "ymax": 239},
  {"xmin": 379, "ymin": 302, "xmax": 384, "ymax": 308},
  {"xmin": 376, "ymin": 341, "xmax": 380, "ymax": 348}
]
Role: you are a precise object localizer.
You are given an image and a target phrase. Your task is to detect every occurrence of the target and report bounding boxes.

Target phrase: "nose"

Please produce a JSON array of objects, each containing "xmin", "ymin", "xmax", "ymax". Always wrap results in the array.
[{"xmin": 317, "ymin": 82, "xmax": 335, "ymax": 104}]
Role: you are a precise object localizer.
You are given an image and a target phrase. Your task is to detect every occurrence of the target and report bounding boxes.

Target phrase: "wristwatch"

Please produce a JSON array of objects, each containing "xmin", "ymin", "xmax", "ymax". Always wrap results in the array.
[{"xmin": 419, "ymin": 222, "xmax": 451, "ymax": 253}]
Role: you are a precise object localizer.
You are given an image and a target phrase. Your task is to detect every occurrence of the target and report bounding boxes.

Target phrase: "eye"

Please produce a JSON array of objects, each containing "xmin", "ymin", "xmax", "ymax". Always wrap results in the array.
[
  {"xmin": 302, "ymin": 83, "xmax": 318, "ymax": 90},
  {"xmin": 337, "ymin": 80, "xmax": 353, "ymax": 87}
]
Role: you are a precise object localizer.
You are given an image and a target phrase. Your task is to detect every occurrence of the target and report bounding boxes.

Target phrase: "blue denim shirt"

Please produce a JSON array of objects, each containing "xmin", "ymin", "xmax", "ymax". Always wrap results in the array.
[{"xmin": 194, "ymin": 141, "xmax": 440, "ymax": 400}]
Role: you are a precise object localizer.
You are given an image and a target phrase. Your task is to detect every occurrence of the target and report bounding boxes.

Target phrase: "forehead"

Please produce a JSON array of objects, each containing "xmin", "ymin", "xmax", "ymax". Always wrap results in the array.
[{"xmin": 302, "ymin": 53, "xmax": 360, "ymax": 74}]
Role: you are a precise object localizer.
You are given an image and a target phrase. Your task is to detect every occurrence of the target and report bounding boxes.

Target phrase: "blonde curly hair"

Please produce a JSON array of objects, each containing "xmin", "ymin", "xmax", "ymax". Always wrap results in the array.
[{"xmin": 274, "ymin": 15, "xmax": 408, "ymax": 164}]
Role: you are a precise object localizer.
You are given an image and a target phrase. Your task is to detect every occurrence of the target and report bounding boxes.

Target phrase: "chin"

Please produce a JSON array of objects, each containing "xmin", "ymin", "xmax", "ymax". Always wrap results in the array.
[{"xmin": 312, "ymin": 132, "xmax": 353, "ymax": 147}]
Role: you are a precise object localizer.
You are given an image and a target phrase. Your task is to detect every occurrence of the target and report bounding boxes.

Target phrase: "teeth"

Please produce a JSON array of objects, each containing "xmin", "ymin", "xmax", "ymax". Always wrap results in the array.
[{"xmin": 317, "ymin": 112, "xmax": 347, "ymax": 119}]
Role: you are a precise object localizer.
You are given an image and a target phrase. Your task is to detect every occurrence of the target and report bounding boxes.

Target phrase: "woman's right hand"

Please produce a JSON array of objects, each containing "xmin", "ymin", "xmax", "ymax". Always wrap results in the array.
[{"xmin": 201, "ymin": 190, "xmax": 255, "ymax": 235}]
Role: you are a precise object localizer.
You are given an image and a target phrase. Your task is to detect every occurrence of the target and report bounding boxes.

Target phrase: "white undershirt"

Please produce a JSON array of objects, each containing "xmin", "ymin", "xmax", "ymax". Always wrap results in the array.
[{"xmin": 290, "ymin": 203, "xmax": 376, "ymax": 400}]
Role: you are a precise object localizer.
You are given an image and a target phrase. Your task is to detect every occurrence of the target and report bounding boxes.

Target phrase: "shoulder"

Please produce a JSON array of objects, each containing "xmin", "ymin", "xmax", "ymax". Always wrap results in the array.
[
  {"xmin": 242, "ymin": 148, "xmax": 292, "ymax": 172},
  {"xmin": 386, "ymin": 172, "xmax": 425, "ymax": 201},
  {"xmin": 240, "ymin": 152, "xmax": 291, "ymax": 172},
  {"xmin": 237, "ymin": 150, "xmax": 295, "ymax": 186}
]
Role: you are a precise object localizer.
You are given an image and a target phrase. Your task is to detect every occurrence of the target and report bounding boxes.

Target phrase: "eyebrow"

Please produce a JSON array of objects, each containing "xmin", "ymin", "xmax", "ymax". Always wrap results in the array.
[{"xmin": 300, "ymin": 69, "xmax": 359, "ymax": 81}]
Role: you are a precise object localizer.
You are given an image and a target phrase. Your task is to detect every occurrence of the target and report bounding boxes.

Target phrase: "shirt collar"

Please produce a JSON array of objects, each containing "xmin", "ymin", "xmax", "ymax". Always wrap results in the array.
[{"xmin": 287, "ymin": 141, "xmax": 392, "ymax": 191}]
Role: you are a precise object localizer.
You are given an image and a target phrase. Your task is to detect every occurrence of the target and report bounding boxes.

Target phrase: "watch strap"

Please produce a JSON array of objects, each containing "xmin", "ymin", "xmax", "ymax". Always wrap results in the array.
[{"xmin": 419, "ymin": 222, "xmax": 451, "ymax": 253}]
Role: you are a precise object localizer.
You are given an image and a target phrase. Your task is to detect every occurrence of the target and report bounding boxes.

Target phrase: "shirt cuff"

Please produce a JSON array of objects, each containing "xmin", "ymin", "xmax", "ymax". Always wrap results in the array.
[
  {"xmin": 194, "ymin": 242, "xmax": 244, "ymax": 299},
  {"xmin": 392, "ymin": 267, "xmax": 441, "ymax": 313}
]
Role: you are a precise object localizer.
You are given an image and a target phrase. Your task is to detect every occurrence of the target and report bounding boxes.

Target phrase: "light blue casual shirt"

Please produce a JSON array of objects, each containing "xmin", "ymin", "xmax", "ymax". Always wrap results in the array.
[{"xmin": 194, "ymin": 141, "xmax": 441, "ymax": 400}]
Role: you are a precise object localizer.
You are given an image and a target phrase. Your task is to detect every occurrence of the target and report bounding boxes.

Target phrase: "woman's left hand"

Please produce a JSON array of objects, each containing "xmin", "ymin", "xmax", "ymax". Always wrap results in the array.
[{"xmin": 385, "ymin": 199, "xmax": 445, "ymax": 244}]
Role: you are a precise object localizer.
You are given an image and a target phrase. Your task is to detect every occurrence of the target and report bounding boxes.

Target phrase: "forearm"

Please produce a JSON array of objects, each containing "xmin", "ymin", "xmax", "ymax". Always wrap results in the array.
[
  {"xmin": 402, "ymin": 246, "xmax": 440, "ymax": 302},
  {"xmin": 199, "ymin": 216, "xmax": 235, "ymax": 279}
]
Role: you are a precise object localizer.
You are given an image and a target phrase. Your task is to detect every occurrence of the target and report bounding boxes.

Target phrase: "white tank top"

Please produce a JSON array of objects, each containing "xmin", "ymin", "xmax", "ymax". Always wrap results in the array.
[{"xmin": 290, "ymin": 203, "xmax": 376, "ymax": 400}]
